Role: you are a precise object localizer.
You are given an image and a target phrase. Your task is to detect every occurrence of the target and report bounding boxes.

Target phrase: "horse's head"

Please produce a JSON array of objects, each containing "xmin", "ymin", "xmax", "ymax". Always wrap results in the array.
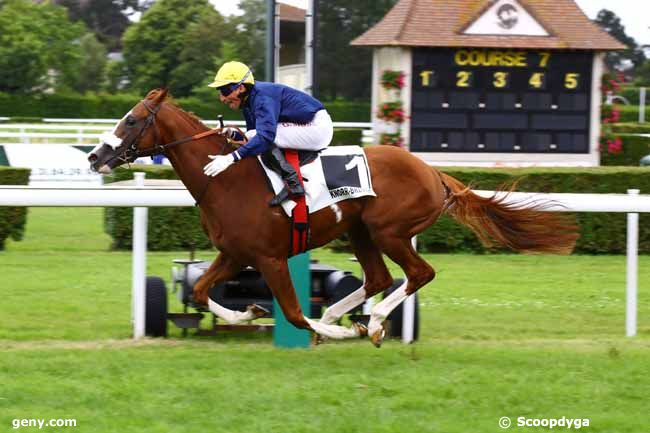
[{"xmin": 88, "ymin": 88, "xmax": 168, "ymax": 173}]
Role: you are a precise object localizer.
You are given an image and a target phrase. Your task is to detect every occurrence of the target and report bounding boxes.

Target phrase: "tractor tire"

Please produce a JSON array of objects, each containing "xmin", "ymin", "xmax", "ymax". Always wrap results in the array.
[
  {"xmin": 145, "ymin": 276, "xmax": 168, "ymax": 337},
  {"xmin": 383, "ymin": 278, "xmax": 420, "ymax": 340}
]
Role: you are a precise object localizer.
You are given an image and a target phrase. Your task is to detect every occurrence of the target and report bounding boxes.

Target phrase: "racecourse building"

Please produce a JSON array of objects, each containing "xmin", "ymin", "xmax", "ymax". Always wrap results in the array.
[{"xmin": 352, "ymin": 0, "xmax": 624, "ymax": 166}]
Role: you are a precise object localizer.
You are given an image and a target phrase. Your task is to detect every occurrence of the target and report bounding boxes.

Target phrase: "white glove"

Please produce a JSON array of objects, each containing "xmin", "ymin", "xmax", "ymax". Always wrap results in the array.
[
  {"xmin": 245, "ymin": 129, "xmax": 257, "ymax": 140},
  {"xmin": 203, "ymin": 153, "xmax": 235, "ymax": 177}
]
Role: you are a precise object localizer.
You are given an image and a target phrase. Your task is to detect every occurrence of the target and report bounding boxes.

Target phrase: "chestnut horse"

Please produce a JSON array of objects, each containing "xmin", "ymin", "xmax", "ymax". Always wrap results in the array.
[{"xmin": 89, "ymin": 89, "xmax": 578, "ymax": 346}]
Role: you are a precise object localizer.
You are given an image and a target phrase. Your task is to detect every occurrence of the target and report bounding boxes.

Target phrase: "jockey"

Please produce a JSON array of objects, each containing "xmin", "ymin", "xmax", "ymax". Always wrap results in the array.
[{"xmin": 203, "ymin": 61, "xmax": 334, "ymax": 206}]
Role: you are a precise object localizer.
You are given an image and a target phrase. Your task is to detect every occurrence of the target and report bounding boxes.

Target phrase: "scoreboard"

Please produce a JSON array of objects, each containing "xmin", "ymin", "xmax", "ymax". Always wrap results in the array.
[{"xmin": 410, "ymin": 48, "xmax": 593, "ymax": 154}]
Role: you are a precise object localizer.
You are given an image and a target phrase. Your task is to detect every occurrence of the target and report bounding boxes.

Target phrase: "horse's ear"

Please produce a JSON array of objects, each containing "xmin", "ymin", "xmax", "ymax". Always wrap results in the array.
[
  {"xmin": 157, "ymin": 87, "xmax": 169, "ymax": 102},
  {"xmin": 144, "ymin": 88, "xmax": 169, "ymax": 105}
]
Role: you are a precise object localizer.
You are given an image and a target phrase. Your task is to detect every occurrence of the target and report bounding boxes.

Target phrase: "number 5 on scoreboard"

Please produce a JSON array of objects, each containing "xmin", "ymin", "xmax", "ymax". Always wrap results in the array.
[{"xmin": 564, "ymin": 73, "xmax": 580, "ymax": 89}]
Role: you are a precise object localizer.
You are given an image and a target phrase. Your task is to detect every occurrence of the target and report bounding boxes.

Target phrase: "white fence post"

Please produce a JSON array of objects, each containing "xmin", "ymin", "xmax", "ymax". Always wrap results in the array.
[
  {"xmin": 640, "ymin": 88, "xmax": 646, "ymax": 124},
  {"xmin": 132, "ymin": 172, "xmax": 148, "ymax": 339},
  {"xmin": 402, "ymin": 236, "xmax": 418, "ymax": 344},
  {"xmin": 626, "ymin": 189, "xmax": 640, "ymax": 337}
]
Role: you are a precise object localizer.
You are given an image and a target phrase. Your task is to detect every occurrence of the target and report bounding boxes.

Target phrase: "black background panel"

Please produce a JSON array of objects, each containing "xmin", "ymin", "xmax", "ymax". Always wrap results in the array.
[
  {"xmin": 485, "ymin": 132, "xmax": 517, "ymax": 151},
  {"xmin": 557, "ymin": 93, "xmax": 588, "ymax": 111},
  {"xmin": 485, "ymin": 93, "xmax": 518, "ymax": 110},
  {"xmin": 473, "ymin": 114, "xmax": 527, "ymax": 130},
  {"xmin": 522, "ymin": 93, "xmax": 552, "ymax": 110},
  {"xmin": 411, "ymin": 131, "xmax": 444, "ymax": 151},
  {"xmin": 532, "ymin": 114, "xmax": 587, "ymax": 130},
  {"xmin": 411, "ymin": 112, "xmax": 467, "ymax": 129},
  {"xmin": 411, "ymin": 48, "xmax": 592, "ymax": 153},
  {"xmin": 413, "ymin": 90, "xmax": 445, "ymax": 110},
  {"xmin": 449, "ymin": 92, "xmax": 480, "ymax": 109}
]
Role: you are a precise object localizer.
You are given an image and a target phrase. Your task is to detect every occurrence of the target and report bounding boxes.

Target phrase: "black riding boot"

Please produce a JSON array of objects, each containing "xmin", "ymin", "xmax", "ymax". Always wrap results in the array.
[{"xmin": 267, "ymin": 147, "xmax": 305, "ymax": 207}]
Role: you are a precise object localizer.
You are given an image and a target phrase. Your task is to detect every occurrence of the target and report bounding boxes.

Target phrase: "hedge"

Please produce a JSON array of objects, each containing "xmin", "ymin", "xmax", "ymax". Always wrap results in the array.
[
  {"xmin": 103, "ymin": 165, "xmax": 212, "ymax": 251},
  {"xmin": 601, "ymin": 134, "xmax": 650, "ymax": 166},
  {"xmin": 419, "ymin": 166, "xmax": 650, "ymax": 254},
  {"xmin": 610, "ymin": 123, "xmax": 650, "ymax": 134},
  {"xmin": 0, "ymin": 92, "xmax": 370, "ymax": 123},
  {"xmin": 618, "ymin": 105, "xmax": 644, "ymax": 123},
  {"xmin": 619, "ymin": 87, "xmax": 650, "ymax": 106},
  {"xmin": 105, "ymin": 164, "xmax": 650, "ymax": 254},
  {"xmin": 0, "ymin": 167, "xmax": 30, "ymax": 250}
]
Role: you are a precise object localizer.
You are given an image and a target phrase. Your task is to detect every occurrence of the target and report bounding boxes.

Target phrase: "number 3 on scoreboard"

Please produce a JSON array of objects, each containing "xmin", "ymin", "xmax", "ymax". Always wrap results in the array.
[
  {"xmin": 456, "ymin": 71, "xmax": 472, "ymax": 87},
  {"xmin": 564, "ymin": 73, "xmax": 580, "ymax": 89},
  {"xmin": 493, "ymin": 72, "xmax": 508, "ymax": 88}
]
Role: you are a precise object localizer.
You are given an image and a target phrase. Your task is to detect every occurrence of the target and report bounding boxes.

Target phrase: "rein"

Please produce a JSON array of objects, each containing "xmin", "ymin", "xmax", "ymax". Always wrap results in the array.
[{"xmin": 119, "ymin": 99, "xmax": 245, "ymax": 206}]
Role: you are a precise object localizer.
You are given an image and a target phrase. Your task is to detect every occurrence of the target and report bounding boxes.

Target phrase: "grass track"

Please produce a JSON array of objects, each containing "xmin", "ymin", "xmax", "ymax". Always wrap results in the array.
[{"xmin": 1, "ymin": 208, "xmax": 649, "ymax": 432}]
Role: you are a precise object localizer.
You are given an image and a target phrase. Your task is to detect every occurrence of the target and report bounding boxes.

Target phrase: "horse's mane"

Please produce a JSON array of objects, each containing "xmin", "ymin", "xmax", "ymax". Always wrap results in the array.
[{"xmin": 146, "ymin": 88, "xmax": 210, "ymax": 132}]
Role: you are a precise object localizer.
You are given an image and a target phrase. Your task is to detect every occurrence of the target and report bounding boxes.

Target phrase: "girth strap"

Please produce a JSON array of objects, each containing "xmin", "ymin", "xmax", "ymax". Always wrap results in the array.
[{"xmin": 284, "ymin": 150, "xmax": 309, "ymax": 256}]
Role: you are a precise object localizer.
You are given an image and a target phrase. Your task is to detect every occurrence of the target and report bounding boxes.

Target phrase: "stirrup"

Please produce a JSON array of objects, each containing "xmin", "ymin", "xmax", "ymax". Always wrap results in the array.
[{"xmin": 269, "ymin": 186, "xmax": 305, "ymax": 207}]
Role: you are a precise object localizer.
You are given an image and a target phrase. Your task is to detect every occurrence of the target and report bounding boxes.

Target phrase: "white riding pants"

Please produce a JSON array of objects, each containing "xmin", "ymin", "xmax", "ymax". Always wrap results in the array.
[{"xmin": 246, "ymin": 109, "xmax": 333, "ymax": 151}]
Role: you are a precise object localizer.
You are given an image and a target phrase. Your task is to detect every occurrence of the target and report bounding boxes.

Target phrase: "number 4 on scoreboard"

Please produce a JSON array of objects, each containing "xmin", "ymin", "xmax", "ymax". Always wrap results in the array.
[{"xmin": 529, "ymin": 72, "xmax": 546, "ymax": 89}]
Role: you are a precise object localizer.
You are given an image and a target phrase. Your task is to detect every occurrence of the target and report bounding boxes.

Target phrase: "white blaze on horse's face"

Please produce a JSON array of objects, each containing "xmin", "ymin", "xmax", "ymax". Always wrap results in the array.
[
  {"xmin": 88, "ymin": 110, "xmax": 133, "ymax": 173},
  {"xmin": 91, "ymin": 110, "xmax": 133, "ymax": 154}
]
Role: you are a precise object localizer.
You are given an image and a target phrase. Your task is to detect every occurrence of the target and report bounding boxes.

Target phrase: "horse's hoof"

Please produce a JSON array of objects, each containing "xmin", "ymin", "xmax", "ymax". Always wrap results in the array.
[
  {"xmin": 247, "ymin": 304, "xmax": 269, "ymax": 319},
  {"xmin": 191, "ymin": 293, "xmax": 208, "ymax": 306},
  {"xmin": 370, "ymin": 328, "xmax": 385, "ymax": 348},
  {"xmin": 312, "ymin": 333, "xmax": 327, "ymax": 345},
  {"xmin": 352, "ymin": 322, "xmax": 368, "ymax": 338}
]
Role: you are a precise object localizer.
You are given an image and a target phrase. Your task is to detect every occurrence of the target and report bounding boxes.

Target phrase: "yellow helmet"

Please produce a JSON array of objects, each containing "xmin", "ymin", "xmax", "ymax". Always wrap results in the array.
[{"xmin": 208, "ymin": 61, "xmax": 255, "ymax": 88}]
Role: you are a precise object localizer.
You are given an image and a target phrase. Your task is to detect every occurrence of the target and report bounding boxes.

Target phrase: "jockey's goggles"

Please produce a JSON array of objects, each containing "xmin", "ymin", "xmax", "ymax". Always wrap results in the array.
[
  {"xmin": 218, "ymin": 70, "xmax": 252, "ymax": 97},
  {"xmin": 219, "ymin": 83, "xmax": 240, "ymax": 97}
]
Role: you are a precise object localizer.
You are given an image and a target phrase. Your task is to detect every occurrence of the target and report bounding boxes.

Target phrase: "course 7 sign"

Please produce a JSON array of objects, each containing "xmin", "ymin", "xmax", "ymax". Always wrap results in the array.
[{"xmin": 410, "ymin": 48, "xmax": 592, "ymax": 154}]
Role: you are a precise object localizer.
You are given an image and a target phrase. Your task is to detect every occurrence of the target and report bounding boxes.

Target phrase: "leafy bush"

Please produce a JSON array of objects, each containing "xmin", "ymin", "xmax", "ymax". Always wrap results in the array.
[
  {"xmin": 104, "ymin": 165, "xmax": 650, "ymax": 254},
  {"xmin": 601, "ymin": 135, "xmax": 650, "ymax": 166},
  {"xmin": 0, "ymin": 167, "xmax": 30, "ymax": 250},
  {"xmin": 418, "ymin": 167, "xmax": 650, "ymax": 254},
  {"xmin": 103, "ymin": 165, "xmax": 212, "ymax": 251},
  {"xmin": 0, "ymin": 91, "xmax": 372, "ymax": 123}
]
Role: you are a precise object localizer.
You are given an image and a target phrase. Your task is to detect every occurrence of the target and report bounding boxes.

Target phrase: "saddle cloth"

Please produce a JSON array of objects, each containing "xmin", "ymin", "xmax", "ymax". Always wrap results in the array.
[{"xmin": 258, "ymin": 145, "xmax": 376, "ymax": 217}]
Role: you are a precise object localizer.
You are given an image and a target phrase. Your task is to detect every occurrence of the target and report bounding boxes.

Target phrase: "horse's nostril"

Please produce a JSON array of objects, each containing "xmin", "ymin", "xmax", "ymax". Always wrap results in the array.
[{"xmin": 88, "ymin": 154, "xmax": 98, "ymax": 163}]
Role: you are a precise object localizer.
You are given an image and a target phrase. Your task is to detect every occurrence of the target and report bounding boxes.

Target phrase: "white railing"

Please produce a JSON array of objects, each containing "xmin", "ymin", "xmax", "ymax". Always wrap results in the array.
[
  {"xmin": 0, "ymin": 119, "xmax": 375, "ymax": 145},
  {"xmin": 0, "ymin": 179, "xmax": 646, "ymax": 339}
]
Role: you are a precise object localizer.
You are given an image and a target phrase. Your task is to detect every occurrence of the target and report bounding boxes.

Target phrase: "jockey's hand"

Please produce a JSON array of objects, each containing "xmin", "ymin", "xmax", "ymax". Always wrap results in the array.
[
  {"xmin": 223, "ymin": 127, "xmax": 245, "ymax": 142},
  {"xmin": 203, "ymin": 153, "xmax": 235, "ymax": 177}
]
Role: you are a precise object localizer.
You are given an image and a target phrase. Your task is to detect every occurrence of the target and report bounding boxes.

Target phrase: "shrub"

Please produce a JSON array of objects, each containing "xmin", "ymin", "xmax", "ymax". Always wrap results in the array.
[
  {"xmin": 0, "ymin": 167, "xmax": 30, "ymax": 250},
  {"xmin": 103, "ymin": 165, "xmax": 650, "ymax": 254}
]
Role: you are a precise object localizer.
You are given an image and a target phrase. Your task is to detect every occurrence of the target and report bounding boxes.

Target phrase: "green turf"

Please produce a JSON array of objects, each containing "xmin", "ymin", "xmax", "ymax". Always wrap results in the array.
[{"xmin": 1, "ymin": 208, "xmax": 649, "ymax": 432}]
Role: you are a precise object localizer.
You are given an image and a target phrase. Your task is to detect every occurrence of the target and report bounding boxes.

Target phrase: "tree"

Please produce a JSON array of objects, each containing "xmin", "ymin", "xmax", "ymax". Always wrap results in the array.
[
  {"xmin": 316, "ymin": 0, "xmax": 398, "ymax": 100},
  {"xmin": 75, "ymin": 33, "xmax": 108, "ymax": 93},
  {"xmin": 594, "ymin": 9, "xmax": 646, "ymax": 71},
  {"xmin": 122, "ymin": 0, "xmax": 229, "ymax": 97},
  {"xmin": 634, "ymin": 60, "xmax": 650, "ymax": 86},
  {"xmin": 227, "ymin": 0, "xmax": 267, "ymax": 80},
  {"xmin": 53, "ymin": 0, "xmax": 152, "ymax": 51},
  {"xmin": 0, "ymin": 0, "xmax": 85, "ymax": 93}
]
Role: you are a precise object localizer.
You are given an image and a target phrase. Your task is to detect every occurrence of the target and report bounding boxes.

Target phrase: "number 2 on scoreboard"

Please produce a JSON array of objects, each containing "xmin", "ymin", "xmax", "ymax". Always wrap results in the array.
[{"xmin": 456, "ymin": 71, "xmax": 472, "ymax": 87}]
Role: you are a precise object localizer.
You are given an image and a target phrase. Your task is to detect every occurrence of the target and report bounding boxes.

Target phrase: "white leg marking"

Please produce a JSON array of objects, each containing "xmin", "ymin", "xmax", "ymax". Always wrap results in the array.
[
  {"xmin": 367, "ymin": 279, "xmax": 408, "ymax": 337},
  {"xmin": 208, "ymin": 299, "xmax": 258, "ymax": 324},
  {"xmin": 320, "ymin": 287, "xmax": 366, "ymax": 325},
  {"xmin": 330, "ymin": 204, "xmax": 342, "ymax": 223},
  {"xmin": 306, "ymin": 317, "xmax": 362, "ymax": 339}
]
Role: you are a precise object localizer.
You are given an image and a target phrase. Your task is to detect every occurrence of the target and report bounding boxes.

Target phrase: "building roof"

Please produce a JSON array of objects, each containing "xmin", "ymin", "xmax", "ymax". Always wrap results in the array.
[
  {"xmin": 279, "ymin": 3, "xmax": 305, "ymax": 23},
  {"xmin": 351, "ymin": 0, "xmax": 625, "ymax": 50}
]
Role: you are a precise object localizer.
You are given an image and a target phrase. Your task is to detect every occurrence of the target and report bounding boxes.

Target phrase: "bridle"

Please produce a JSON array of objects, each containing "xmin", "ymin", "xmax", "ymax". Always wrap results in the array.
[
  {"xmin": 113, "ymin": 98, "xmax": 245, "ymax": 205},
  {"xmin": 119, "ymin": 99, "xmax": 233, "ymax": 164}
]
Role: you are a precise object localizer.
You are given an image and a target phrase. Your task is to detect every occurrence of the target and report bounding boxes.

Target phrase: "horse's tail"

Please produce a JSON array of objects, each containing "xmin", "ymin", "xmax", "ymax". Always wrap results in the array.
[{"xmin": 439, "ymin": 172, "xmax": 578, "ymax": 254}]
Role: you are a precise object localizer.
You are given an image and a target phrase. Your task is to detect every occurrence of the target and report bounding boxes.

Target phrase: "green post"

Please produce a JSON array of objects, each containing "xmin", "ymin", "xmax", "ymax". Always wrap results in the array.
[{"xmin": 273, "ymin": 252, "xmax": 311, "ymax": 348}]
